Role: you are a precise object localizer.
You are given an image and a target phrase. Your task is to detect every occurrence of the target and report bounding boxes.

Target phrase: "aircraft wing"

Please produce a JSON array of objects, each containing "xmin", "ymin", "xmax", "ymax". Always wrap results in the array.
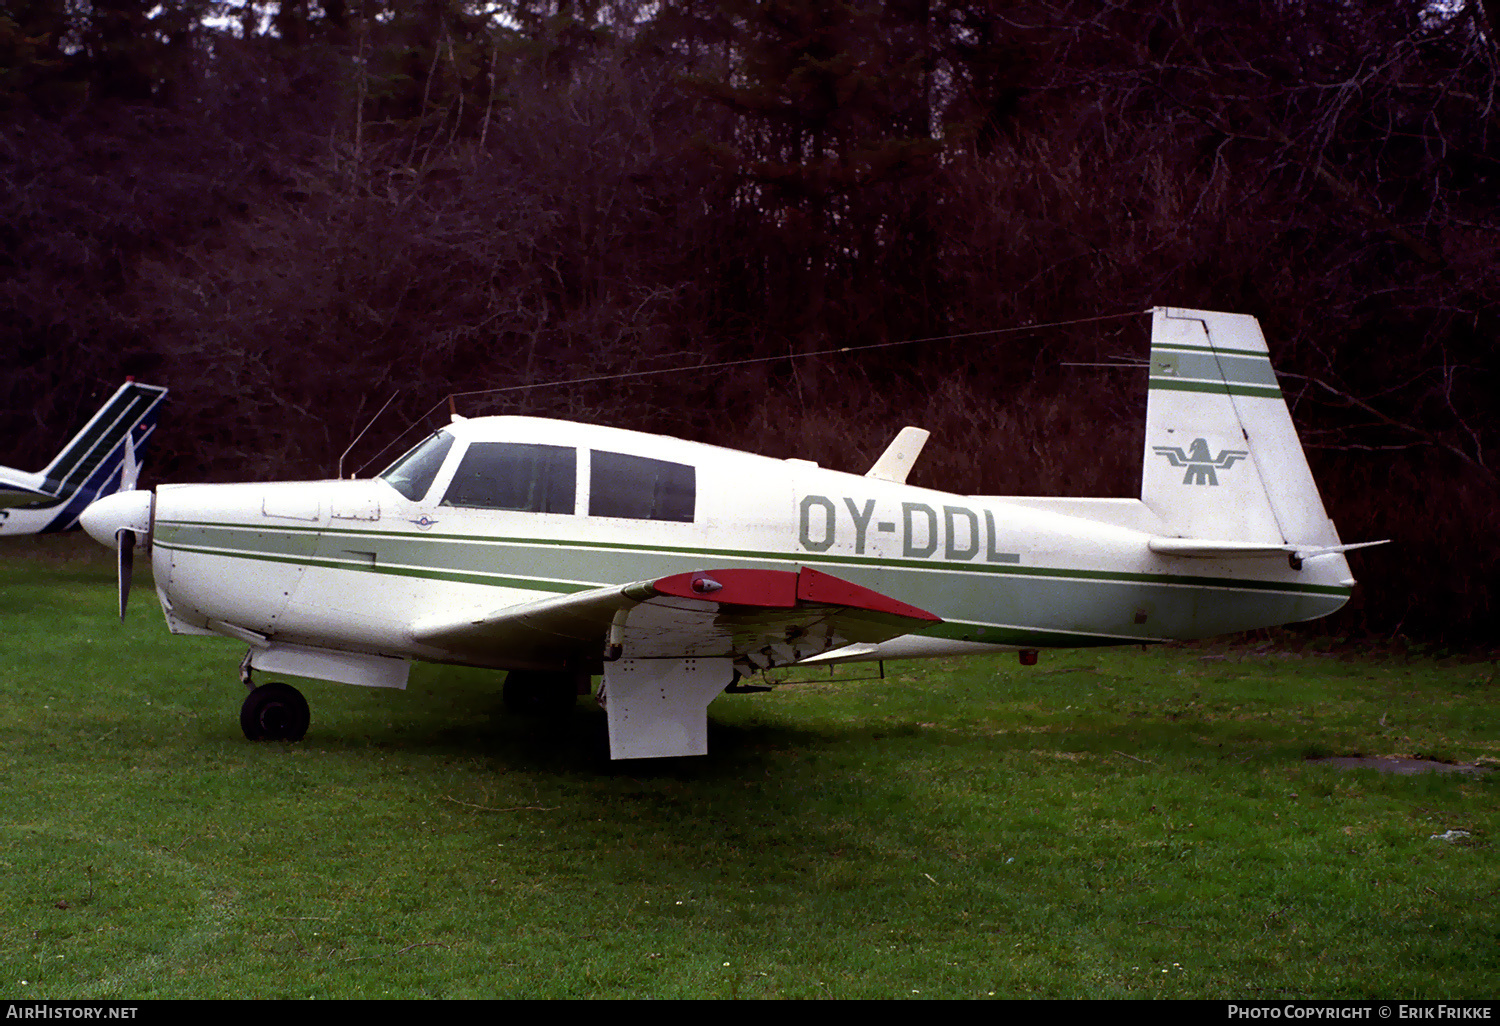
[{"xmin": 408, "ymin": 566, "xmax": 941, "ymax": 671}]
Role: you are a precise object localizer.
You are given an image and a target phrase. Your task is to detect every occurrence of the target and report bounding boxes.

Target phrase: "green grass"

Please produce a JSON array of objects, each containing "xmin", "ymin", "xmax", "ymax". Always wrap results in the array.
[{"xmin": 2, "ymin": 537, "xmax": 1497, "ymax": 998}]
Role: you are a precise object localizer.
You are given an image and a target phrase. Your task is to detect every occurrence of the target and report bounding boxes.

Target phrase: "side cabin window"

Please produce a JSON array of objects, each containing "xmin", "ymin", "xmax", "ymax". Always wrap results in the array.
[
  {"xmin": 441, "ymin": 443, "xmax": 576, "ymax": 514},
  {"xmin": 589, "ymin": 451, "xmax": 695, "ymax": 522},
  {"xmin": 378, "ymin": 430, "xmax": 455, "ymax": 502}
]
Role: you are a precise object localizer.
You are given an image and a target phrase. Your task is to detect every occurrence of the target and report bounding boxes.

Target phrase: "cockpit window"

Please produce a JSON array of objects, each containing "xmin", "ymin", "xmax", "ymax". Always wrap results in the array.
[
  {"xmin": 441, "ymin": 442, "xmax": 576, "ymax": 514},
  {"xmin": 378, "ymin": 431, "xmax": 455, "ymax": 502},
  {"xmin": 589, "ymin": 451, "xmax": 695, "ymax": 522}
]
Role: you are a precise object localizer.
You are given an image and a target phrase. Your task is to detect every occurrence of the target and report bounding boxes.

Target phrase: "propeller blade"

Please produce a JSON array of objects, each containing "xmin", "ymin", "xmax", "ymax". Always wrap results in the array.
[
  {"xmin": 119, "ymin": 430, "xmax": 140, "ymax": 492},
  {"xmin": 116, "ymin": 528, "xmax": 135, "ymax": 621}
]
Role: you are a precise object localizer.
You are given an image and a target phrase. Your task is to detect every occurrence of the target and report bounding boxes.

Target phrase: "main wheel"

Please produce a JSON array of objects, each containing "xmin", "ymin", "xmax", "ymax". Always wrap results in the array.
[
  {"xmin": 502, "ymin": 670, "xmax": 578, "ymax": 717},
  {"xmin": 240, "ymin": 682, "xmax": 310, "ymax": 741}
]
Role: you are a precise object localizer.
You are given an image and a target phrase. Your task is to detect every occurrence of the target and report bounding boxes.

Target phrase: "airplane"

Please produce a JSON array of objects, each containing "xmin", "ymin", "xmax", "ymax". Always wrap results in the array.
[
  {"xmin": 78, "ymin": 308, "xmax": 1384, "ymax": 760},
  {"xmin": 1, "ymin": 380, "xmax": 168, "ymax": 537}
]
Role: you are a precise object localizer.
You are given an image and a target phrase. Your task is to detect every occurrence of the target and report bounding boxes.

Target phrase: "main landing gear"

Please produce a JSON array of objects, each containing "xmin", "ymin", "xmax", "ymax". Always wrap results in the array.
[{"xmin": 238, "ymin": 651, "xmax": 309, "ymax": 741}]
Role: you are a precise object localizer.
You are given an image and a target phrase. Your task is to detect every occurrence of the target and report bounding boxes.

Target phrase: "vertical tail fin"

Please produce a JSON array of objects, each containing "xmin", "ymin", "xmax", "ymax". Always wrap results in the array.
[
  {"xmin": 1141, "ymin": 308, "xmax": 1340, "ymax": 548},
  {"xmin": 37, "ymin": 381, "xmax": 168, "ymax": 504}
]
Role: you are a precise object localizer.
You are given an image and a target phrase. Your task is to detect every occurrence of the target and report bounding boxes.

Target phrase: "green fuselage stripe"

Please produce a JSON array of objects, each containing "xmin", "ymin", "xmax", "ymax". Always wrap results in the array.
[
  {"xmin": 156, "ymin": 539, "xmax": 589, "ymax": 594},
  {"xmin": 154, "ymin": 519, "xmax": 1350, "ymax": 598}
]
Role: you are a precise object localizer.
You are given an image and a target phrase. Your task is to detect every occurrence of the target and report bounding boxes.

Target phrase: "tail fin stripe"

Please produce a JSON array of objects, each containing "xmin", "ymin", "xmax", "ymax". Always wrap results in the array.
[
  {"xmin": 1151, "ymin": 347, "xmax": 1282, "ymax": 396},
  {"xmin": 1151, "ymin": 343, "xmax": 1266, "ymax": 358},
  {"xmin": 40, "ymin": 389, "xmax": 145, "ymax": 485},
  {"xmin": 46, "ymin": 391, "xmax": 155, "ymax": 485},
  {"xmin": 41, "ymin": 386, "xmax": 165, "ymax": 494},
  {"xmin": 1154, "ymin": 351, "xmax": 1279, "ymax": 386},
  {"xmin": 1149, "ymin": 379, "xmax": 1283, "ymax": 399}
]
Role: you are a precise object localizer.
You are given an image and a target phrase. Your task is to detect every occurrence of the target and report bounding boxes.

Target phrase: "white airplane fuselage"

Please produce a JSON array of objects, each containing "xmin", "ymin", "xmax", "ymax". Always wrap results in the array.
[{"xmin": 144, "ymin": 415, "xmax": 1351, "ymax": 674}]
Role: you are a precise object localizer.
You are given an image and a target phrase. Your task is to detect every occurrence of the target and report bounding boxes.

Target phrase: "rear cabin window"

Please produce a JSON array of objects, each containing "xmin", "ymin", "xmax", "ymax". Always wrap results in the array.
[
  {"xmin": 378, "ymin": 430, "xmax": 455, "ymax": 502},
  {"xmin": 441, "ymin": 443, "xmax": 576, "ymax": 514},
  {"xmin": 589, "ymin": 451, "xmax": 696, "ymax": 522}
]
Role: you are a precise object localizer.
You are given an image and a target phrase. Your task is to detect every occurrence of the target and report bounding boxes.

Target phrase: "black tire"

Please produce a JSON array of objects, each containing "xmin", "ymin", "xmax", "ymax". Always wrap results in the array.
[
  {"xmin": 502, "ymin": 670, "xmax": 578, "ymax": 717},
  {"xmin": 240, "ymin": 682, "xmax": 310, "ymax": 742}
]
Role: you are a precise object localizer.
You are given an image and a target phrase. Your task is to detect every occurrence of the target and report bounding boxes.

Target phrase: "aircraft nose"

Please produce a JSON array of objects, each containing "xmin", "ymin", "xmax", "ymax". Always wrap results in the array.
[{"xmin": 80, "ymin": 490, "xmax": 153, "ymax": 548}]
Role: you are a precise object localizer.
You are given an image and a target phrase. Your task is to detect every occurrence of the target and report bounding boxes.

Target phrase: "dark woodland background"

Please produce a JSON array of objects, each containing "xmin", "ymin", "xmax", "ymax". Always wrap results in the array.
[{"xmin": 2, "ymin": 1, "xmax": 1496, "ymax": 642}]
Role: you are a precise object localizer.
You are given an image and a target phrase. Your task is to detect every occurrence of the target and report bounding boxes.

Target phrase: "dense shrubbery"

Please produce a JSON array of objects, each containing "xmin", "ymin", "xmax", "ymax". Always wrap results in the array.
[{"xmin": 2, "ymin": 2, "xmax": 1495, "ymax": 640}]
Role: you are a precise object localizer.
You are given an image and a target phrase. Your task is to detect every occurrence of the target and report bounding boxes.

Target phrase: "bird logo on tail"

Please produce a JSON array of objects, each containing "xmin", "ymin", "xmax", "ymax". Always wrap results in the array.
[{"xmin": 1152, "ymin": 438, "xmax": 1249, "ymax": 486}]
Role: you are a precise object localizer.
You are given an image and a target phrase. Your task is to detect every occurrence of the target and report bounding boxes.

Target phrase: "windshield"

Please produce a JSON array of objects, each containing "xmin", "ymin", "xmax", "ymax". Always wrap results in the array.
[{"xmin": 377, "ymin": 431, "xmax": 455, "ymax": 501}]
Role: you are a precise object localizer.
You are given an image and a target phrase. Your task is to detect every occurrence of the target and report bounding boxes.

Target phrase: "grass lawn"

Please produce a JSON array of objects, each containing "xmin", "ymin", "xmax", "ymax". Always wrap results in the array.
[{"xmin": 1, "ymin": 537, "xmax": 1496, "ymax": 998}]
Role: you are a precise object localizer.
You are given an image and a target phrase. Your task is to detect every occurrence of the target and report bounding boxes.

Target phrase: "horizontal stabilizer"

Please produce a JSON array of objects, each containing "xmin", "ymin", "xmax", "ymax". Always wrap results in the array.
[
  {"xmin": 1149, "ymin": 537, "xmax": 1390, "ymax": 562},
  {"xmin": 0, "ymin": 477, "xmax": 51, "ymax": 507}
]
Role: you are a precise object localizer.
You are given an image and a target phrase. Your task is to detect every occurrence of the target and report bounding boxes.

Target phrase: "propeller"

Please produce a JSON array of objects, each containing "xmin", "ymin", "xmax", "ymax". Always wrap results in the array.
[{"xmin": 79, "ymin": 490, "xmax": 154, "ymax": 621}]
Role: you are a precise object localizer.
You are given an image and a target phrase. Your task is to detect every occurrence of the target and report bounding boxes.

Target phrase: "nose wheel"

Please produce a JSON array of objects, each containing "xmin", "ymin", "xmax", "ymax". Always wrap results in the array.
[{"xmin": 240, "ymin": 682, "xmax": 310, "ymax": 741}]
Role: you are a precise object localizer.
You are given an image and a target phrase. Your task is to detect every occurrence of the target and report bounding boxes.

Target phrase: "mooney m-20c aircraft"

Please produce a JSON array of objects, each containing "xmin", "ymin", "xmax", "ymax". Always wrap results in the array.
[
  {"xmin": 1, "ymin": 380, "xmax": 167, "ymax": 537},
  {"xmin": 80, "ymin": 308, "xmax": 1383, "ymax": 759}
]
